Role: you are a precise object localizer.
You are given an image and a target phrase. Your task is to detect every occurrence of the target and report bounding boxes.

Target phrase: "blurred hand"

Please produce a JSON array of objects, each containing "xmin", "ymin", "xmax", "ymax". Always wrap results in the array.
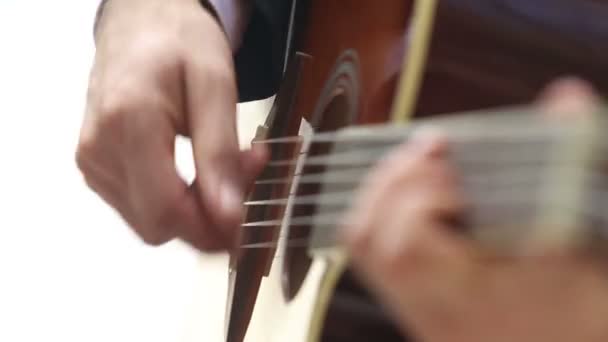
[
  {"xmin": 76, "ymin": 0, "xmax": 266, "ymax": 251},
  {"xmin": 340, "ymin": 78, "xmax": 608, "ymax": 342}
]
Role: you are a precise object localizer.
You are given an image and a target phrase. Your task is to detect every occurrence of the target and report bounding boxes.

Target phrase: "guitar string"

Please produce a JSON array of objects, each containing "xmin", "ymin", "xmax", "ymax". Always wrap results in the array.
[
  {"xmin": 238, "ymin": 121, "xmax": 607, "ymax": 250},
  {"xmin": 239, "ymin": 189, "xmax": 608, "ymax": 228},
  {"xmin": 238, "ymin": 161, "xmax": 607, "ymax": 233},
  {"xmin": 250, "ymin": 121, "xmax": 591, "ymax": 147},
  {"xmin": 238, "ymin": 201, "xmax": 608, "ymax": 250},
  {"xmin": 249, "ymin": 118, "xmax": 588, "ymax": 145},
  {"xmin": 247, "ymin": 123, "xmax": 606, "ymax": 205},
  {"xmin": 240, "ymin": 165, "xmax": 608, "ymax": 221},
  {"xmin": 248, "ymin": 163, "xmax": 597, "ymax": 199},
  {"xmin": 244, "ymin": 206, "xmax": 608, "ymax": 251},
  {"xmin": 237, "ymin": 178, "xmax": 608, "ymax": 249},
  {"xmin": 238, "ymin": 187, "xmax": 608, "ymax": 236},
  {"xmin": 247, "ymin": 131, "xmax": 604, "ymax": 200},
  {"xmin": 252, "ymin": 158, "xmax": 585, "ymax": 186},
  {"xmin": 256, "ymin": 138, "xmax": 606, "ymax": 169}
]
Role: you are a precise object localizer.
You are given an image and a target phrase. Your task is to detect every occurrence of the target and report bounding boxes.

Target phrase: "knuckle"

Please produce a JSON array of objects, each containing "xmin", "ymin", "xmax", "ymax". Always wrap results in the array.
[
  {"xmin": 93, "ymin": 85, "xmax": 147, "ymax": 135},
  {"xmin": 139, "ymin": 229, "xmax": 172, "ymax": 246},
  {"xmin": 81, "ymin": 173, "xmax": 99, "ymax": 192},
  {"xmin": 75, "ymin": 142, "xmax": 91, "ymax": 170},
  {"xmin": 132, "ymin": 215, "xmax": 174, "ymax": 246},
  {"xmin": 76, "ymin": 128, "xmax": 98, "ymax": 172},
  {"xmin": 96, "ymin": 91, "xmax": 132, "ymax": 127},
  {"xmin": 142, "ymin": 196, "xmax": 184, "ymax": 244}
]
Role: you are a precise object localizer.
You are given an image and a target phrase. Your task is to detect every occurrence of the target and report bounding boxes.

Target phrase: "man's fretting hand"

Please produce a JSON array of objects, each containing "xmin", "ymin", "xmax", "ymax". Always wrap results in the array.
[{"xmin": 340, "ymin": 78, "xmax": 608, "ymax": 342}]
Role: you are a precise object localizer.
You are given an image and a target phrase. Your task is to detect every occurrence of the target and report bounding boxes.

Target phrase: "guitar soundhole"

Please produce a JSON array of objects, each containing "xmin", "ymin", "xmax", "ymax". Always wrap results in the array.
[{"xmin": 282, "ymin": 51, "xmax": 360, "ymax": 301}]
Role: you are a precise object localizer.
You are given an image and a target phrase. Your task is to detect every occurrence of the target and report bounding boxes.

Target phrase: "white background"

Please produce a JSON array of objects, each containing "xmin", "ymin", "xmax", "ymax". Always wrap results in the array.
[{"xmin": 0, "ymin": 1, "xmax": 267, "ymax": 341}]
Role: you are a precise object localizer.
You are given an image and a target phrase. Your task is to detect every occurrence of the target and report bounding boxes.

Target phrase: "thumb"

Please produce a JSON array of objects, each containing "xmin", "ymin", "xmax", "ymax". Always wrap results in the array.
[
  {"xmin": 239, "ymin": 142, "xmax": 270, "ymax": 192},
  {"xmin": 185, "ymin": 58, "xmax": 244, "ymax": 237},
  {"xmin": 537, "ymin": 77, "xmax": 599, "ymax": 118},
  {"xmin": 228, "ymin": 144, "xmax": 269, "ymax": 248}
]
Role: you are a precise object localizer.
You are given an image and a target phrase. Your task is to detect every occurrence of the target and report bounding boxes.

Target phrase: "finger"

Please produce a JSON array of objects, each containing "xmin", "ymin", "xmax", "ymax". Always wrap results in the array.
[
  {"xmin": 123, "ymin": 105, "xmax": 220, "ymax": 247},
  {"xmin": 377, "ymin": 127, "xmax": 449, "ymax": 174},
  {"xmin": 356, "ymin": 198, "xmax": 473, "ymax": 326},
  {"xmin": 342, "ymin": 132, "xmax": 468, "ymax": 292},
  {"xmin": 340, "ymin": 130, "xmax": 452, "ymax": 247},
  {"xmin": 82, "ymin": 169, "xmax": 222, "ymax": 250},
  {"xmin": 239, "ymin": 142, "xmax": 270, "ymax": 191},
  {"xmin": 184, "ymin": 56, "xmax": 244, "ymax": 241},
  {"xmin": 352, "ymin": 214, "xmax": 473, "ymax": 333},
  {"xmin": 80, "ymin": 155, "xmax": 205, "ymax": 250},
  {"xmin": 537, "ymin": 77, "xmax": 599, "ymax": 118},
  {"xmin": 77, "ymin": 106, "xmax": 127, "ymax": 182},
  {"xmin": 81, "ymin": 78, "xmax": 226, "ymax": 248},
  {"xmin": 177, "ymin": 186, "xmax": 232, "ymax": 251},
  {"xmin": 349, "ymin": 164, "xmax": 466, "ymax": 278},
  {"xmin": 369, "ymin": 189, "xmax": 468, "ymax": 279},
  {"xmin": 183, "ymin": 145, "xmax": 268, "ymax": 250}
]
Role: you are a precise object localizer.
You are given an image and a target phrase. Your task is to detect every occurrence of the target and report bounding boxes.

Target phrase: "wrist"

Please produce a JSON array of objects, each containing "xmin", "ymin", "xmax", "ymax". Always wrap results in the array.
[{"xmin": 207, "ymin": 0, "xmax": 252, "ymax": 52}]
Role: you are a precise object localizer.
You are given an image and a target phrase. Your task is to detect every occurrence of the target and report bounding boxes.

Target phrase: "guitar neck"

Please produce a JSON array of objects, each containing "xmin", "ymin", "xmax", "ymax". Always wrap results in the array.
[{"xmin": 305, "ymin": 106, "xmax": 608, "ymax": 257}]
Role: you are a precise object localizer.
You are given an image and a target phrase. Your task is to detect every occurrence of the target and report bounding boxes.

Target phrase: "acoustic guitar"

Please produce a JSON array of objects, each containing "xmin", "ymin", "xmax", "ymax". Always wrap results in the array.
[{"xmin": 224, "ymin": 1, "xmax": 608, "ymax": 341}]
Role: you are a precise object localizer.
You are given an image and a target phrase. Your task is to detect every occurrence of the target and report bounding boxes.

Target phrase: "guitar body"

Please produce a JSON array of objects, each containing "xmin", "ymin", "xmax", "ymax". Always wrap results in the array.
[{"xmin": 226, "ymin": 1, "xmax": 608, "ymax": 341}]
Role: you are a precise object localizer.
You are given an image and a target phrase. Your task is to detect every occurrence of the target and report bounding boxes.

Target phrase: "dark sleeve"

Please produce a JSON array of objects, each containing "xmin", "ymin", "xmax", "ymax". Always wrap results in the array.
[{"xmin": 234, "ymin": 0, "xmax": 294, "ymax": 102}]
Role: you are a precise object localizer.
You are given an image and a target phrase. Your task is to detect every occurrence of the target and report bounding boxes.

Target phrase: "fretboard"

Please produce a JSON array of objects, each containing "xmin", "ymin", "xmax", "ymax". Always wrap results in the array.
[{"xmin": 294, "ymin": 106, "xmax": 608, "ymax": 257}]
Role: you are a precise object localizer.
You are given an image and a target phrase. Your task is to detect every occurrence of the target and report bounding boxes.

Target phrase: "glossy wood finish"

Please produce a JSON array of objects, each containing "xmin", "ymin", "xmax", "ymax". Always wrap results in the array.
[
  {"xmin": 416, "ymin": 0, "xmax": 608, "ymax": 117},
  {"xmin": 293, "ymin": 0, "xmax": 412, "ymax": 125}
]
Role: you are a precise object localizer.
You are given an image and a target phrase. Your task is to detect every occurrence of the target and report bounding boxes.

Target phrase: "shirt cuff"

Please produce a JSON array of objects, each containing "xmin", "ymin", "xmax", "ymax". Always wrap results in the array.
[{"xmin": 207, "ymin": 0, "xmax": 251, "ymax": 52}]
